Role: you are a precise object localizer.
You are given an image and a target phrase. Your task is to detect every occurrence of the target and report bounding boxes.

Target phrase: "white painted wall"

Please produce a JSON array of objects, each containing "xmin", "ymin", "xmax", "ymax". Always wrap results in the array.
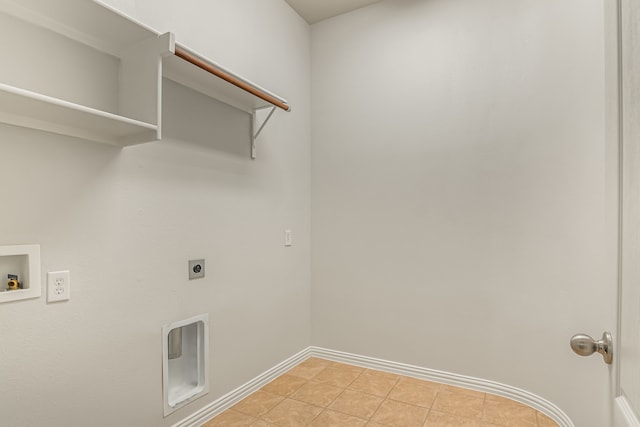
[
  {"xmin": 0, "ymin": 1, "xmax": 310, "ymax": 426},
  {"xmin": 1, "ymin": 0, "xmax": 623, "ymax": 425},
  {"xmin": 311, "ymin": 1, "xmax": 618, "ymax": 426}
]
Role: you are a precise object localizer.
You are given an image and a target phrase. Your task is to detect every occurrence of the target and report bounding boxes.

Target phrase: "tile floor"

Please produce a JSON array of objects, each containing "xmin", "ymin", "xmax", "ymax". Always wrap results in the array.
[{"xmin": 203, "ymin": 357, "xmax": 559, "ymax": 427}]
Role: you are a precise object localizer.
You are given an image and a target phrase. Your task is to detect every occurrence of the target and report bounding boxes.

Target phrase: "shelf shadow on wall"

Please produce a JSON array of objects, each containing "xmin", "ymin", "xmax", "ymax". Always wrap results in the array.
[{"xmin": 161, "ymin": 78, "xmax": 251, "ymax": 158}]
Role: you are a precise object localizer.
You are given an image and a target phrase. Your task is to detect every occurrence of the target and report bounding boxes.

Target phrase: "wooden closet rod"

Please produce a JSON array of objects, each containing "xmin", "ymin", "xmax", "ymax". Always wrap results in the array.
[{"xmin": 174, "ymin": 47, "xmax": 290, "ymax": 112}]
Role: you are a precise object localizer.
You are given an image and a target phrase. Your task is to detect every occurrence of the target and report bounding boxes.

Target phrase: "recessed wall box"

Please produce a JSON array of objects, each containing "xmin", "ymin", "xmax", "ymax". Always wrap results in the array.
[
  {"xmin": 0, "ymin": 244, "xmax": 41, "ymax": 303},
  {"xmin": 162, "ymin": 313, "xmax": 209, "ymax": 416}
]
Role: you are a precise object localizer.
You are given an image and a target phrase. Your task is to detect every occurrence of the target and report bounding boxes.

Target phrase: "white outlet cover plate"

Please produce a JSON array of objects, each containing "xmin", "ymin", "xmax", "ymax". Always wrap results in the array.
[{"xmin": 47, "ymin": 270, "xmax": 70, "ymax": 302}]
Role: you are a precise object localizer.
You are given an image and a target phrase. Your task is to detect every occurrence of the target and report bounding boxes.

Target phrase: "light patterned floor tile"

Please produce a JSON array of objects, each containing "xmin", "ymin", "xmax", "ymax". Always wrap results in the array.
[
  {"xmin": 206, "ymin": 360, "xmax": 559, "ymax": 427},
  {"xmin": 313, "ymin": 366, "xmax": 362, "ymax": 388},
  {"xmin": 425, "ymin": 410, "xmax": 479, "ymax": 426},
  {"xmin": 261, "ymin": 398, "xmax": 323, "ymax": 427},
  {"xmin": 310, "ymin": 410, "xmax": 368, "ymax": 426},
  {"xmin": 363, "ymin": 369, "xmax": 403, "ymax": 382},
  {"xmin": 349, "ymin": 372, "xmax": 399, "ymax": 397},
  {"xmin": 432, "ymin": 391, "xmax": 484, "ymax": 419},
  {"xmin": 329, "ymin": 389, "xmax": 384, "ymax": 420},
  {"xmin": 481, "ymin": 399, "xmax": 537, "ymax": 426},
  {"xmin": 232, "ymin": 390, "xmax": 285, "ymax": 418},
  {"xmin": 388, "ymin": 378, "xmax": 438, "ymax": 408},
  {"xmin": 290, "ymin": 381, "xmax": 344, "ymax": 407},
  {"xmin": 371, "ymin": 399, "xmax": 429, "ymax": 426},
  {"xmin": 485, "ymin": 394, "xmax": 525, "ymax": 406},
  {"xmin": 442, "ymin": 385, "xmax": 486, "ymax": 399},
  {"xmin": 287, "ymin": 361, "xmax": 328, "ymax": 380},
  {"xmin": 302, "ymin": 358, "xmax": 332, "ymax": 368},
  {"xmin": 262, "ymin": 374, "xmax": 308, "ymax": 397},
  {"xmin": 537, "ymin": 411, "xmax": 559, "ymax": 426}
]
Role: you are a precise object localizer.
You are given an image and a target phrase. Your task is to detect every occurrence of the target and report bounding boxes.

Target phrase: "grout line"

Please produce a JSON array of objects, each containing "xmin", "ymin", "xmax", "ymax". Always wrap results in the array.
[
  {"xmin": 306, "ymin": 405, "xmax": 324, "ymax": 426},
  {"xmin": 369, "ymin": 397, "xmax": 386, "ymax": 424}
]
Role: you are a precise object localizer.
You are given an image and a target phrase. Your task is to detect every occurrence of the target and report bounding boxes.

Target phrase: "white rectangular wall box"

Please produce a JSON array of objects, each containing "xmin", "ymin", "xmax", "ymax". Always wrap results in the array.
[
  {"xmin": 162, "ymin": 313, "xmax": 209, "ymax": 417},
  {"xmin": 0, "ymin": 244, "xmax": 41, "ymax": 303}
]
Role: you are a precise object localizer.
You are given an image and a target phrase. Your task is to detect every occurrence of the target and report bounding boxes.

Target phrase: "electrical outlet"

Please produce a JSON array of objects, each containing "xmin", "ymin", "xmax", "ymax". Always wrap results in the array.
[
  {"xmin": 47, "ymin": 270, "xmax": 70, "ymax": 302},
  {"xmin": 284, "ymin": 229, "xmax": 293, "ymax": 247},
  {"xmin": 188, "ymin": 259, "xmax": 205, "ymax": 280}
]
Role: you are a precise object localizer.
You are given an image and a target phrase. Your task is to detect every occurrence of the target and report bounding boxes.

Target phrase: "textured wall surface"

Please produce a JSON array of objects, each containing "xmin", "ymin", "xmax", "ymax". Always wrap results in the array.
[
  {"xmin": 0, "ymin": 1, "xmax": 311, "ymax": 426},
  {"xmin": 0, "ymin": 0, "xmax": 624, "ymax": 426},
  {"xmin": 310, "ymin": 1, "xmax": 618, "ymax": 426}
]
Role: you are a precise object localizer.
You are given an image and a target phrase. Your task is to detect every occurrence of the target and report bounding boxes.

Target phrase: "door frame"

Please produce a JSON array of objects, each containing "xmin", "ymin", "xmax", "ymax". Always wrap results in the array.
[{"xmin": 613, "ymin": 0, "xmax": 640, "ymax": 424}]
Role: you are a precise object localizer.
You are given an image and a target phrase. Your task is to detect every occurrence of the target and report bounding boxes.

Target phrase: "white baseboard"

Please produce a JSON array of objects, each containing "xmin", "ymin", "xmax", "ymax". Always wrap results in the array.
[
  {"xmin": 309, "ymin": 347, "xmax": 573, "ymax": 427},
  {"xmin": 615, "ymin": 396, "xmax": 640, "ymax": 427},
  {"xmin": 171, "ymin": 347, "xmax": 312, "ymax": 427},
  {"xmin": 174, "ymin": 345, "xmax": 573, "ymax": 427}
]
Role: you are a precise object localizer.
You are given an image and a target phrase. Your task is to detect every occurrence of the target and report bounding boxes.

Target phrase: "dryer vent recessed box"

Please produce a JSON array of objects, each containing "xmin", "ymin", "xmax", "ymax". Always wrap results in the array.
[{"xmin": 162, "ymin": 313, "xmax": 209, "ymax": 416}]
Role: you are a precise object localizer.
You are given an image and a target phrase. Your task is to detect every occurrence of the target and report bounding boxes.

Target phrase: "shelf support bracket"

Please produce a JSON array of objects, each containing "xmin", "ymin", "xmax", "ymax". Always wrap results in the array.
[{"xmin": 251, "ymin": 106, "xmax": 277, "ymax": 159}]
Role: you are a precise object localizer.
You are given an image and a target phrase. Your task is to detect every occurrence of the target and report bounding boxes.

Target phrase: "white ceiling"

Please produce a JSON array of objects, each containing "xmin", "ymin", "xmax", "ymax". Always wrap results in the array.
[{"xmin": 284, "ymin": 0, "xmax": 384, "ymax": 24}]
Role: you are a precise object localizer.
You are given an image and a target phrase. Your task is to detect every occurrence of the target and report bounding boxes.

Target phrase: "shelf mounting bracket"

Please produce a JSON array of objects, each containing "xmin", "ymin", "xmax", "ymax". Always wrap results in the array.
[{"xmin": 251, "ymin": 106, "xmax": 277, "ymax": 159}]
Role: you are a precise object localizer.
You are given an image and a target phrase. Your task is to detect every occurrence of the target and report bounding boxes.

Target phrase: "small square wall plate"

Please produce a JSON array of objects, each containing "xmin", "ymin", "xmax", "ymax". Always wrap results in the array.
[{"xmin": 188, "ymin": 259, "xmax": 205, "ymax": 280}]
